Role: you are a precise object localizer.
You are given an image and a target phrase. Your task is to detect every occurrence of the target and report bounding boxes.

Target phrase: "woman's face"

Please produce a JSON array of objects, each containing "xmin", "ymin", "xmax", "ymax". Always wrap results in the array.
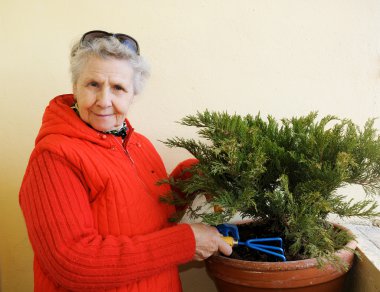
[{"xmin": 73, "ymin": 55, "xmax": 135, "ymax": 132}]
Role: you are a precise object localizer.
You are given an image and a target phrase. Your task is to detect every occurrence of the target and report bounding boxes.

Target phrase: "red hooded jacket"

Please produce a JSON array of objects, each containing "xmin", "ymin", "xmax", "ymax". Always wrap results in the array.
[{"xmin": 19, "ymin": 94, "xmax": 196, "ymax": 291}]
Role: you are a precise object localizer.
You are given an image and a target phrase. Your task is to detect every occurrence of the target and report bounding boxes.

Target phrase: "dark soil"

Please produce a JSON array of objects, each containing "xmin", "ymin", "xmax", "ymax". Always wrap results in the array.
[{"xmin": 225, "ymin": 221, "xmax": 300, "ymax": 262}]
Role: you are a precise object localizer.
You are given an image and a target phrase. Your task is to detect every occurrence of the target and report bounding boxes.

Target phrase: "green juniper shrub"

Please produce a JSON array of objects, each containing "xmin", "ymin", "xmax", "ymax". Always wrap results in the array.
[{"xmin": 161, "ymin": 110, "xmax": 380, "ymax": 264}]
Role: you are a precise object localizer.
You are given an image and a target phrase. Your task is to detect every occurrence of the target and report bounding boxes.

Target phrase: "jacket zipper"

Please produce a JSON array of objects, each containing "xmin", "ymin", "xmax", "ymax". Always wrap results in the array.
[{"xmin": 111, "ymin": 135, "xmax": 155, "ymax": 200}]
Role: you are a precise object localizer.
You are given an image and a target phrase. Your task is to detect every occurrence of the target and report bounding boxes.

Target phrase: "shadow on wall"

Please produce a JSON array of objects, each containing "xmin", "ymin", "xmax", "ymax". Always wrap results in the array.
[
  {"xmin": 344, "ymin": 251, "xmax": 380, "ymax": 292},
  {"xmin": 180, "ymin": 261, "xmax": 217, "ymax": 292}
]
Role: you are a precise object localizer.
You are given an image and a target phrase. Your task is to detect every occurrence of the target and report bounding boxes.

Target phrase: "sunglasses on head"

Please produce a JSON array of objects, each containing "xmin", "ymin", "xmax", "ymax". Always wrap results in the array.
[{"xmin": 80, "ymin": 30, "xmax": 140, "ymax": 55}]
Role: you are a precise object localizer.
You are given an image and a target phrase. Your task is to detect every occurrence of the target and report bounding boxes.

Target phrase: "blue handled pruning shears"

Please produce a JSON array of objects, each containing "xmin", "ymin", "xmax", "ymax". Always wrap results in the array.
[{"xmin": 217, "ymin": 223, "xmax": 286, "ymax": 262}]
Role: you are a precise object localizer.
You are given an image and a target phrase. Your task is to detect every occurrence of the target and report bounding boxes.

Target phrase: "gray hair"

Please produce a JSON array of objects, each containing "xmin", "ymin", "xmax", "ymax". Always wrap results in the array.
[{"xmin": 70, "ymin": 37, "xmax": 150, "ymax": 95}]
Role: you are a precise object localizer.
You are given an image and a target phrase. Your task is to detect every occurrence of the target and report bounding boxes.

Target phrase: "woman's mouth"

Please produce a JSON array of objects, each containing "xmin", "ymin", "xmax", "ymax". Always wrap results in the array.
[{"xmin": 93, "ymin": 112, "xmax": 114, "ymax": 117}]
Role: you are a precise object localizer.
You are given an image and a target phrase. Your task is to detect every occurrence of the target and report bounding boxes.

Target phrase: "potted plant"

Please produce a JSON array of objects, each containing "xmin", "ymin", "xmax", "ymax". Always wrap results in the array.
[{"xmin": 161, "ymin": 111, "xmax": 380, "ymax": 291}]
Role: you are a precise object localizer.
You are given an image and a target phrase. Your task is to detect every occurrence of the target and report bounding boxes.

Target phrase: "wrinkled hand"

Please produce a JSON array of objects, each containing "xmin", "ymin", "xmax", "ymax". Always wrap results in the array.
[{"xmin": 189, "ymin": 223, "xmax": 233, "ymax": 261}]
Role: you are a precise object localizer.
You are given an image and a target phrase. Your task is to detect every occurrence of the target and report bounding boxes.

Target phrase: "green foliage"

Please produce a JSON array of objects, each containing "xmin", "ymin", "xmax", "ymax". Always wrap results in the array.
[{"xmin": 162, "ymin": 110, "xmax": 380, "ymax": 262}]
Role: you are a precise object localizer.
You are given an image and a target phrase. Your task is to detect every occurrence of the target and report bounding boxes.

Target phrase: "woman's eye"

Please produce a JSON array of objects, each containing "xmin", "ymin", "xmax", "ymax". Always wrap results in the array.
[
  {"xmin": 114, "ymin": 85, "xmax": 125, "ymax": 91},
  {"xmin": 89, "ymin": 82, "xmax": 98, "ymax": 87}
]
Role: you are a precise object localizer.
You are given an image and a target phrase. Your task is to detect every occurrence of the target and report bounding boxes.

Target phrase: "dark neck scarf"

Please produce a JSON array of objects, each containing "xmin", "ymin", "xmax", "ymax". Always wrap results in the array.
[{"xmin": 71, "ymin": 103, "xmax": 128, "ymax": 140}]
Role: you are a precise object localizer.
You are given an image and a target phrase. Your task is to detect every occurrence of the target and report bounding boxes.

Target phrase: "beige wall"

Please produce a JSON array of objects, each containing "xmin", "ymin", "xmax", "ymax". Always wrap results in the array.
[{"xmin": 1, "ymin": 1, "xmax": 379, "ymax": 291}]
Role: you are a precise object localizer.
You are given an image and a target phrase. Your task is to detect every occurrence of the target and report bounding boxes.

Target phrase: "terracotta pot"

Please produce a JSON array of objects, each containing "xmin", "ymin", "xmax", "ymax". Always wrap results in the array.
[{"xmin": 205, "ymin": 224, "xmax": 357, "ymax": 292}]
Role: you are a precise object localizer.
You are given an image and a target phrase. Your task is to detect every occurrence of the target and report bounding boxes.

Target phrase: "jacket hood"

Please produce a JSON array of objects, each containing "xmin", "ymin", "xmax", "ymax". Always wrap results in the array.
[{"xmin": 35, "ymin": 94, "xmax": 132, "ymax": 148}]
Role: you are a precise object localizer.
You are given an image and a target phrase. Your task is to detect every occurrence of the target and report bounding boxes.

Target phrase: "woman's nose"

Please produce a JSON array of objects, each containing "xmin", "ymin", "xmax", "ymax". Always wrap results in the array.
[{"xmin": 96, "ymin": 88, "xmax": 112, "ymax": 107}]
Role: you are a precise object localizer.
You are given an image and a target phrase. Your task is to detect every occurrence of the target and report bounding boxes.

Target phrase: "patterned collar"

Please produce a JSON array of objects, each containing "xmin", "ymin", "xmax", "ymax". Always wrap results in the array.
[{"xmin": 71, "ymin": 103, "xmax": 128, "ymax": 139}]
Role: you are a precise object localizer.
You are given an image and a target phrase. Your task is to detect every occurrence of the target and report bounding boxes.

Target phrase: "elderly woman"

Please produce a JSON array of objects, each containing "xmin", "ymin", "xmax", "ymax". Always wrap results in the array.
[{"xmin": 19, "ymin": 30, "xmax": 231, "ymax": 292}]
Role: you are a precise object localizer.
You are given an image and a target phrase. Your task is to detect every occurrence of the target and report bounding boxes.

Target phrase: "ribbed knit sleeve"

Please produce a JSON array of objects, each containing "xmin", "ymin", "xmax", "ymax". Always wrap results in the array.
[
  {"xmin": 170, "ymin": 158, "xmax": 199, "ymax": 213},
  {"xmin": 19, "ymin": 151, "xmax": 195, "ymax": 291},
  {"xmin": 170, "ymin": 159, "xmax": 199, "ymax": 179}
]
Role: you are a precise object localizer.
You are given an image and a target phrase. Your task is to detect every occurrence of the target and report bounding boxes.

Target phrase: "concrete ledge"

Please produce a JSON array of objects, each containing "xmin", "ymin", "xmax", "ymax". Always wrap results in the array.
[
  {"xmin": 343, "ymin": 223, "xmax": 380, "ymax": 292},
  {"xmin": 345, "ymin": 224, "xmax": 380, "ymax": 270},
  {"xmin": 345, "ymin": 249, "xmax": 380, "ymax": 292}
]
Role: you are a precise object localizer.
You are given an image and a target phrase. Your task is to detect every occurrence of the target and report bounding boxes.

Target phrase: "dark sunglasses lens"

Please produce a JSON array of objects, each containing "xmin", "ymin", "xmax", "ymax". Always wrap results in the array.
[
  {"xmin": 82, "ymin": 31, "xmax": 110, "ymax": 43},
  {"xmin": 116, "ymin": 36, "xmax": 139, "ymax": 54}
]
